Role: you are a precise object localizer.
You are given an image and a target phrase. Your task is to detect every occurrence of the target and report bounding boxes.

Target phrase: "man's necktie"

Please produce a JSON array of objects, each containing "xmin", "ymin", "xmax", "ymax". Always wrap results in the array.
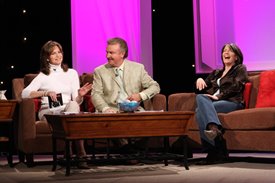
[{"xmin": 115, "ymin": 68, "xmax": 128, "ymax": 103}]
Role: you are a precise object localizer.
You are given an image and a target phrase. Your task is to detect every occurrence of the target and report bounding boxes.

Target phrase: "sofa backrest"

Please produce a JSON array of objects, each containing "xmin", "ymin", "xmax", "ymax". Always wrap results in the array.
[
  {"xmin": 247, "ymin": 74, "xmax": 260, "ymax": 108},
  {"xmin": 79, "ymin": 73, "xmax": 94, "ymax": 86},
  {"xmin": 24, "ymin": 73, "xmax": 39, "ymax": 87}
]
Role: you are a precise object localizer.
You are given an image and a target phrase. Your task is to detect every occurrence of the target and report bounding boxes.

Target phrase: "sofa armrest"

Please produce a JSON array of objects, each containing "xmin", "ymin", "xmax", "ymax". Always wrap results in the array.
[
  {"xmin": 143, "ymin": 93, "xmax": 167, "ymax": 111},
  {"xmin": 168, "ymin": 93, "xmax": 196, "ymax": 111},
  {"xmin": 18, "ymin": 98, "xmax": 37, "ymax": 141}
]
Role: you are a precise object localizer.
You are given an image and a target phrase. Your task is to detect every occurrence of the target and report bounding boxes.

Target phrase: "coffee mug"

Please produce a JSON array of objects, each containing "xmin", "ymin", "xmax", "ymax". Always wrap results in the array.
[{"xmin": 0, "ymin": 90, "xmax": 7, "ymax": 100}]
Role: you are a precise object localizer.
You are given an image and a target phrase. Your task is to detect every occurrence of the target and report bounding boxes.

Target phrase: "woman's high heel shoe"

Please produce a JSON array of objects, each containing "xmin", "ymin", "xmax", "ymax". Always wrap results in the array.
[
  {"xmin": 204, "ymin": 124, "xmax": 222, "ymax": 141},
  {"xmin": 204, "ymin": 130, "xmax": 217, "ymax": 140}
]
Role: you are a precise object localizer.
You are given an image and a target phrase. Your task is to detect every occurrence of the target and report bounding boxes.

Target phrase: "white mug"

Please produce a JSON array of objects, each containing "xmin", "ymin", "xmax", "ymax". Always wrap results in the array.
[{"xmin": 0, "ymin": 90, "xmax": 7, "ymax": 100}]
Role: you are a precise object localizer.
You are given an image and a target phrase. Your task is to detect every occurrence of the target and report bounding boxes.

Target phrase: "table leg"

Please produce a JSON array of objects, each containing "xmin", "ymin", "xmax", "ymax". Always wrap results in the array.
[
  {"xmin": 92, "ymin": 139, "xmax": 95, "ymax": 158},
  {"xmin": 182, "ymin": 135, "xmax": 189, "ymax": 170},
  {"xmin": 52, "ymin": 136, "xmax": 57, "ymax": 171},
  {"xmin": 107, "ymin": 139, "xmax": 110, "ymax": 159},
  {"xmin": 65, "ymin": 140, "xmax": 71, "ymax": 176},
  {"xmin": 7, "ymin": 122, "xmax": 13, "ymax": 167},
  {"xmin": 163, "ymin": 136, "xmax": 169, "ymax": 166}
]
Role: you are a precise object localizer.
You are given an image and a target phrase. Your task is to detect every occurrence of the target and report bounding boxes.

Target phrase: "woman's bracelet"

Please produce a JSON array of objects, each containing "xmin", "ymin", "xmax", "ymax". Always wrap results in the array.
[
  {"xmin": 43, "ymin": 91, "xmax": 48, "ymax": 97},
  {"xmin": 76, "ymin": 95, "xmax": 83, "ymax": 104}
]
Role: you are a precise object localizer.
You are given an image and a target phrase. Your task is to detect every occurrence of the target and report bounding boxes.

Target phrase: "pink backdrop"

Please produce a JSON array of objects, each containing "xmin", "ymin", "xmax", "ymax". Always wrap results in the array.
[
  {"xmin": 71, "ymin": 0, "xmax": 153, "ymax": 76},
  {"xmin": 193, "ymin": 0, "xmax": 275, "ymax": 73}
]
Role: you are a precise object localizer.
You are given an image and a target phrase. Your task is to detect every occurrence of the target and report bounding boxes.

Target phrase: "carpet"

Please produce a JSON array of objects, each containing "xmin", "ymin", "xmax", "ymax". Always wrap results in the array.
[
  {"xmin": 0, "ymin": 160, "xmax": 178, "ymax": 183},
  {"xmin": 2, "ymin": 153, "xmax": 275, "ymax": 183}
]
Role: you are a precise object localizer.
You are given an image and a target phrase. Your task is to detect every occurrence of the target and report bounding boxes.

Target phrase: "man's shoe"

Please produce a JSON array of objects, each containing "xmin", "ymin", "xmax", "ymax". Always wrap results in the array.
[
  {"xmin": 126, "ymin": 159, "xmax": 140, "ymax": 165},
  {"xmin": 170, "ymin": 137, "xmax": 193, "ymax": 158},
  {"xmin": 134, "ymin": 138, "xmax": 149, "ymax": 150},
  {"xmin": 119, "ymin": 144, "xmax": 138, "ymax": 154},
  {"xmin": 77, "ymin": 156, "xmax": 90, "ymax": 169},
  {"xmin": 77, "ymin": 161, "xmax": 90, "ymax": 169}
]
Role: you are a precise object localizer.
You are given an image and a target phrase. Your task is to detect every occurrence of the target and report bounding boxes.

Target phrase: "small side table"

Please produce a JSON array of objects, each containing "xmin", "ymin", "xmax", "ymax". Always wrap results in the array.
[{"xmin": 0, "ymin": 100, "xmax": 18, "ymax": 167}]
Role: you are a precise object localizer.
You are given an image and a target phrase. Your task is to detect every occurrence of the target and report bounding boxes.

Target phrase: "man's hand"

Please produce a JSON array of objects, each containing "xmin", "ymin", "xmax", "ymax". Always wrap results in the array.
[
  {"xmin": 103, "ymin": 108, "xmax": 117, "ymax": 113},
  {"xmin": 127, "ymin": 93, "xmax": 141, "ymax": 102}
]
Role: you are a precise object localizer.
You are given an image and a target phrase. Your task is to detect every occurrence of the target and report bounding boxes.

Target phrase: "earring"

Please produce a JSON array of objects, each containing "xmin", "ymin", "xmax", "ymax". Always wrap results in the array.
[{"xmin": 47, "ymin": 59, "xmax": 49, "ymax": 62}]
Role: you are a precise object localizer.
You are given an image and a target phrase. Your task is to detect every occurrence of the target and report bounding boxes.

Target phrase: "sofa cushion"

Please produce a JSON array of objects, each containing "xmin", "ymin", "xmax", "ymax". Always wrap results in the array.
[
  {"xmin": 255, "ymin": 70, "xmax": 275, "ymax": 108},
  {"xmin": 219, "ymin": 107, "xmax": 275, "ymax": 130},
  {"xmin": 35, "ymin": 120, "xmax": 52, "ymax": 134},
  {"xmin": 33, "ymin": 98, "xmax": 42, "ymax": 113}
]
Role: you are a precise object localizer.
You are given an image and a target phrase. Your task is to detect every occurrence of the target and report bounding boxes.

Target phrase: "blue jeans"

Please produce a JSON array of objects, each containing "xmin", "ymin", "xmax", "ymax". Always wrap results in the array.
[{"xmin": 195, "ymin": 94, "xmax": 243, "ymax": 146}]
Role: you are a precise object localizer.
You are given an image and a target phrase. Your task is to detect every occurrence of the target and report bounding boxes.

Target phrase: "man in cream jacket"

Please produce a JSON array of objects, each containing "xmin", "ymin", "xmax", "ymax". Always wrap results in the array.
[{"xmin": 91, "ymin": 37, "xmax": 160, "ymax": 113}]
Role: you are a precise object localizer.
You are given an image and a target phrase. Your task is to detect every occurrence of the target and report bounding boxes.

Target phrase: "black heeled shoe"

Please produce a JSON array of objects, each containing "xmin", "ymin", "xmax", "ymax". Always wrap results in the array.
[
  {"xmin": 196, "ymin": 151, "xmax": 228, "ymax": 165},
  {"xmin": 197, "ymin": 135, "xmax": 229, "ymax": 165},
  {"xmin": 204, "ymin": 124, "xmax": 223, "ymax": 141},
  {"xmin": 204, "ymin": 130, "xmax": 218, "ymax": 140}
]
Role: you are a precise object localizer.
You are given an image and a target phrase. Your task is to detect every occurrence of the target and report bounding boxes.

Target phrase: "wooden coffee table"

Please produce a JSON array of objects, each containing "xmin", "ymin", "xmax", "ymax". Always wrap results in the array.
[
  {"xmin": 45, "ymin": 111, "xmax": 194, "ymax": 176},
  {"xmin": 0, "ymin": 100, "xmax": 18, "ymax": 167}
]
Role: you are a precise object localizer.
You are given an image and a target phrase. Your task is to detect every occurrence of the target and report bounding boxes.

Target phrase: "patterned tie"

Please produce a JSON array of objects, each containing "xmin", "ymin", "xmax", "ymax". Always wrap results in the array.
[{"xmin": 115, "ymin": 68, "xmax": 128, "ymax": 103}]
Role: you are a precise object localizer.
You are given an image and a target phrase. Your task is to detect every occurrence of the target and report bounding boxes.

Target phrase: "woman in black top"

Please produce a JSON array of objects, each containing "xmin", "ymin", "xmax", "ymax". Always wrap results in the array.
[{"xmin": 195, "ymin": 43, "xmax": 249, "ymax": 164}]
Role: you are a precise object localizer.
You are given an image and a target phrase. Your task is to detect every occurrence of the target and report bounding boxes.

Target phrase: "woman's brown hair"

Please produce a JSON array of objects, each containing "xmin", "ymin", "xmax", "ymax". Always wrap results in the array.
[{"xmin": 40, "ymin": 40, "xmax": 68, "ymax": 75}]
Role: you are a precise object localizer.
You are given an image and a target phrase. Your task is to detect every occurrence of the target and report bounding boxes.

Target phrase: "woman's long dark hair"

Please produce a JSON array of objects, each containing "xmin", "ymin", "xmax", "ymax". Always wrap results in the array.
[{"xmin": 40, "ymin": 40, "xmax": 68, "ymax": 75}]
